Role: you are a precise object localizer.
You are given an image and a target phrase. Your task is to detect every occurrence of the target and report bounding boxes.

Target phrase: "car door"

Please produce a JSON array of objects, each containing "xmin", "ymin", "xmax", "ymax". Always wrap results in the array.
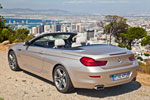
[
  {"xmin": 20, "ymin": 46, "xmax": 44, "ymax": 74},
  {"xmin": 20, "ymin": 36, "xmax": 51, "ymax": 74}
]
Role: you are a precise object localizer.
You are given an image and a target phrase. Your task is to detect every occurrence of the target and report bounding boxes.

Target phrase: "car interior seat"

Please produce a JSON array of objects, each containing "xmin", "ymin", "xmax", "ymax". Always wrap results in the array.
[
  {"xmin": 72, "ymin": 36, "xmax": 87, "ymax": 47},
  {"xmin": 54, "ymin": 39, "xmax": 65, "ymax": 48}
]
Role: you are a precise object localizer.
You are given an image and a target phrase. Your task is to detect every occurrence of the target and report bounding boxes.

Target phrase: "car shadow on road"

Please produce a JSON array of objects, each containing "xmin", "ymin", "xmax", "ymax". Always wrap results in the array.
[
  {"xmin": 23, "ymin": 70, "xmax": 55, "ymax": 86},
  {"xmin": 75, "ymin": 81, "xmax": 141, "ymax": 98},
  {"xmin": 22, "ymin": 70, "xmax": 141, "ymax": 98}
]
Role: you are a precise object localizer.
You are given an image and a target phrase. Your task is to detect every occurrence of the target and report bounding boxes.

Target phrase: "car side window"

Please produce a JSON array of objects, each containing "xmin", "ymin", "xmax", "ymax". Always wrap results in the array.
[{"xmin": 31, "ymin": 36, "xmax": 55, "ymax": 48}]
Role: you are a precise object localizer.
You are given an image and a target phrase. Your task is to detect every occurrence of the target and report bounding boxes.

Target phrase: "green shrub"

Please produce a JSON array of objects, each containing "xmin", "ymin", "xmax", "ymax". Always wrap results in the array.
[
  {"xmin": 0, "ymin": 98, "xmax": 4, "ymax": 100},
  {"xmin": 24, "ymin": 34, "xmax": 35, "ymax": 42},
  {"xmin": 137, "ymin": 56, "xmax": 143, "ymax": 61},
  {"xmin": 14, "ymin": 28, "xmax": 29, "ymax": 42},
  {"xmin": 0, "ymin": 15, "xmax": 31, "ymax": 43},
  {"xmin": 144, "ymin": 54, "xmax": 150, "ymax": 56},
  {"xmin": 0, "ymin": 28, "xmax": 31, "ymax": 43}
]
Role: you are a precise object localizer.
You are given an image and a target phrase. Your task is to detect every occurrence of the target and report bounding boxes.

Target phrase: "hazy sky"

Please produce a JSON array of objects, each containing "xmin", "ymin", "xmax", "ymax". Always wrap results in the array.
[{"xmin": 1, "ymin": 0, "xmax": 150, "ymax": 14}]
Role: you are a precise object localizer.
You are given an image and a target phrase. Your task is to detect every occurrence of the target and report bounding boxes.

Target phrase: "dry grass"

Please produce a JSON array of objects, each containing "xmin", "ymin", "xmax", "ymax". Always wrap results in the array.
[
  {"xmin": 0, "ymin": 98, "xmax": 4, "ymax": 100},
  {"xmin": 0, "ymin": 44, "xmax": 9, "ymax": 51},
  {"xmin": 138, "ymin": 62, "xmax": 150, "ymax": 74},
  {"xmin": 137, "ymin": 72, "xmax": 150, "ymax": 86},
  {"xmin": 0, "ymin": 43, "xmax": 15, "ymax": 51}
]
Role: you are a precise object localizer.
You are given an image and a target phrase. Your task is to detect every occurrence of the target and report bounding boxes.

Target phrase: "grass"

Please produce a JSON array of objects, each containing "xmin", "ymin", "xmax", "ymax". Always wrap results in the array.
[
  {"xmin": 0, "ymin": 98, "xmax": 4, "ymax": 100},
  {"xmin": 138, "ymin": 61, "xmax": 150, "ymax": 74}
]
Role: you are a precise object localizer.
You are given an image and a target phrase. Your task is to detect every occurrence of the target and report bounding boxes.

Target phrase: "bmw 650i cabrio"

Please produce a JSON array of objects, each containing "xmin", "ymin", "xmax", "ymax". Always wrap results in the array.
[{"xmin": 8, "ymin": 32, "xmax": 138, "ymax": 93}]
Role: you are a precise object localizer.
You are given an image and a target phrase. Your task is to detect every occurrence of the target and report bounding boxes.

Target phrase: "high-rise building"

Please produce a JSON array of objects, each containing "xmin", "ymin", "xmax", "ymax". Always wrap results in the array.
[
  {"xmin": 76, "ymin": 24, "xmax": 81, "ymax": 32},
  {"xmin": 37, "ymin": 24, "xmax": 44, "ymax": 33},
  {"xmin": 52, "ymin": 24, "xmax": 61, "ymax": 32},
  {"xmin": 44, "ymin": 25, "xmax": 51, "ymax": 33},
  {"xmin": 40, "ymin": 24, "xmax": 44, "ymax": 33},
  {"xmin": 71, "ymin": 24, "xmax": 77, "ymax": 32},
  {"xmin": 80, "ymin": 27, "xmax": 85, "ymax": 33},
  {"xmin": 71, "ymin": 23, "xmax": 85, "ymax": 33},
  {"xmin": 61, "ymin": 25, "xmax": 67, "ymax": 32},
  {"xmin": 32, "ymin": 27, "xmax": 38, "ymax": 34},
  {"xmin": 76, "ymin": 24, "xmax": 85, "ymax": 33},
  {"xmin": 52, "ymin": 25, "xmax": 56, "ymax": 32},
  {"xmin": 56, "ymin": 25, "xmax": 61, "ymax": 32},
  {"xmin": 87, "ymin": 30, "xmax": 94, "ymax": 40}
]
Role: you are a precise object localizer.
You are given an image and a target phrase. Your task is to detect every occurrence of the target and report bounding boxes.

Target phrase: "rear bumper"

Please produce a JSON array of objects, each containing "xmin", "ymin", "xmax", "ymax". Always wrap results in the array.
[{"xmin": 70, "ymin": 64, "xmax": 138, "ymax": 89}]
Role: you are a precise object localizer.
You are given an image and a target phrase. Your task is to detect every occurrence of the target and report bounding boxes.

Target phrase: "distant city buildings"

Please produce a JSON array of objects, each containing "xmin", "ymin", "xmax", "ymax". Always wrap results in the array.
[{"xmin": 3, "ymin": 16, "xmax": 150, "ymax": 62}]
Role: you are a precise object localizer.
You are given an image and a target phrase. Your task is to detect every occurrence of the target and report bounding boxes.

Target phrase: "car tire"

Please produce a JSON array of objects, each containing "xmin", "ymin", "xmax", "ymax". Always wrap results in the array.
[
  {"xmin": 132, "ymin": 77, "xmax": 136, "ymax": 82},
  {"xmin": 8, "ymin": 50, "xmax": 21, "ymax": 71},
  {"xmin": 53, "ymin": 65, "xmax": 74, "ymax": 93}
]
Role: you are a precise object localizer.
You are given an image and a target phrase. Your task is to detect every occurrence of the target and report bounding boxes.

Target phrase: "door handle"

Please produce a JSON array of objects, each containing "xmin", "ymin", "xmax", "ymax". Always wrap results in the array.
[
  {"xmin": 18, "ymin": 49, "xmax": 22, "ymax": 51},
  {"xmin": 39, "ymin": 52, "xmax": 43, "ymax": 54}
]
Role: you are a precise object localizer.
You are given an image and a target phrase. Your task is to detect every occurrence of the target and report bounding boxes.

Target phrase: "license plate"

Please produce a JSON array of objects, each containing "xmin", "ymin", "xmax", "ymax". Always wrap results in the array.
[{"xmin": 112, "ymin": 72, "xmax": 131, "ymax": 81}]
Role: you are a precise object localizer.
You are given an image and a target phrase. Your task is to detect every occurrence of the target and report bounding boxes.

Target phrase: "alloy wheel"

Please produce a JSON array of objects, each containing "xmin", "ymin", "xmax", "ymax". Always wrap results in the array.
[{"xmin": 54, "ymin": 68, "xmax": 67, "ymax": 90}]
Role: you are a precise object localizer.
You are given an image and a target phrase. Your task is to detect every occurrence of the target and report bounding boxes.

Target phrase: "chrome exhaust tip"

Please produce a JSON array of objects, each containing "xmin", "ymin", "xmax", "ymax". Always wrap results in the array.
[{"xmin": 94, "ymin": 85, "xmax": 104, "ymax": 90}]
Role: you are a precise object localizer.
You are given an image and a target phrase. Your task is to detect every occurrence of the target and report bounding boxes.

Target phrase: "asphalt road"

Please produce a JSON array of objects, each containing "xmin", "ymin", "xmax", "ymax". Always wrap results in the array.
[{"xmin": 0, "ymin": 51, "xmax": 150, "ymax": 100}]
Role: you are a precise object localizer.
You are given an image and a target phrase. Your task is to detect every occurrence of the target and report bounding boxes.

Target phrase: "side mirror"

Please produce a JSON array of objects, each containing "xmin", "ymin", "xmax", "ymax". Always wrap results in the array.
[{"xmin": 24, "ymin": 41, "xmax": 30, "ymax": 46}]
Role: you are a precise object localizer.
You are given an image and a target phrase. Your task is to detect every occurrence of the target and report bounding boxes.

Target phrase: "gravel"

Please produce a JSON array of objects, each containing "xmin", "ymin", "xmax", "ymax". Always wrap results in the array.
[{"xmin": 0, "ymin": 51, "xmax": 150, "ymax": 100}]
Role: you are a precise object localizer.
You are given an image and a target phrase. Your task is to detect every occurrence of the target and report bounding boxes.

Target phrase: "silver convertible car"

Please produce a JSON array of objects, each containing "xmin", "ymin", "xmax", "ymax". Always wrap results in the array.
[{"xmin": 8, "ymin": 32, "xmax": 139, "ymax": 93}]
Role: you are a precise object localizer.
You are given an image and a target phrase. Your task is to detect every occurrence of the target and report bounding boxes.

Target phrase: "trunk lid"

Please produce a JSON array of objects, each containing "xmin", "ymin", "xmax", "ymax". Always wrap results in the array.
[{"xmin": 63, "ymin": 44, "xmax": 134, "ymax": 69}]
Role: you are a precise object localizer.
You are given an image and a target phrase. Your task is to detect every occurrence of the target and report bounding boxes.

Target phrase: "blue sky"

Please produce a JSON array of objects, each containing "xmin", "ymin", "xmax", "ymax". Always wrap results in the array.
[{"xmin": 1, "ymin": 0, "xmax": 150, "ymax": 14}]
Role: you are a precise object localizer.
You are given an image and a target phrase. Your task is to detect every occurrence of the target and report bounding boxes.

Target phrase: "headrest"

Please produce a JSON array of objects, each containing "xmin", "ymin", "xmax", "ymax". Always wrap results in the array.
[
  {"xmin": 54, "ymin": 39, "xmax": 65, "ymax": 48},
  {"xmin": 76, "ymin": 36, "xmax": 87, "ymax": 43}
]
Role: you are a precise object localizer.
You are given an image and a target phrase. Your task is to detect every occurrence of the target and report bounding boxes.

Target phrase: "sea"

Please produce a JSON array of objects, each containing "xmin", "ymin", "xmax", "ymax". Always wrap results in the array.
[{"xmin": 5, "ymin": 18, "xmax": 69, "ymax": 29}]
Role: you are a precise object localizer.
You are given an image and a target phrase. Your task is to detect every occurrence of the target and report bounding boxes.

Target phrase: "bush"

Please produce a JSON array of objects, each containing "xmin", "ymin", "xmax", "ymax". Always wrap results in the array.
[
  {"xmin": 14, "ymin": 28, "xmax": 29, "ymax": 42},
  {"xmin": 0, "ymin": 28, "xmax": 31, "ymax": 43},
  {"xmin": 138, "ymin": 62, "xmax": 150, "ymax": 74},
  {"xmin": 0, "ymin": 16, "xmax": 31, "ymax": 43},
  {"xmin": 137, "ymin": 56, "xmax": 143, "ymax": 61},
  {"xmin": 144, "ymin": 54, "xmax": 150, "ymax": 56},
  {"xmin": 24, "ymin": 34, "xmax": 35, "ymax": 42},
  {"xmin": 0, "ymin": 98, "xmax": 4, "ymax": 100}
]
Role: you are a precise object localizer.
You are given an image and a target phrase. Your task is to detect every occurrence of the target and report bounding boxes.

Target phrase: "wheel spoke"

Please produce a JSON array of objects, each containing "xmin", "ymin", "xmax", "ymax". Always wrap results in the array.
[
  {"xmin": 9, "ymin": 53, "xmax": 16, "ymax": 69},
  {"xmin": 62, "ymin": 79, "xmax": 67, "ymax": 88},
  {"xmin": 9, "ymin": 54, "xmax": 13, "ymax": 60},
  {"xmin": 58, "ymin": 81, "xmax": 63, "ymax": 90},
  {"xmin": 57, "ymin": 69, "xmax": 63, "ymax": 77},
  {"xmin": 54, "ymin": 77, "xmax": 60, "ymax": 82},
  {"xmin": 10, "ymin": 62, "xmax": 15, "ymax": 69},
  {"xmin": 62, "ymin": 72, "xmax": 66, "ymax": 79}
]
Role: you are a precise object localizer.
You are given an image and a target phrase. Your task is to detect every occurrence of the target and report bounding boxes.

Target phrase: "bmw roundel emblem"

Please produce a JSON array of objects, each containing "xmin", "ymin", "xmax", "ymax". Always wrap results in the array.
[{"xmin": 118, "ymin": 57, "xmax": 121, "ymax": 63}]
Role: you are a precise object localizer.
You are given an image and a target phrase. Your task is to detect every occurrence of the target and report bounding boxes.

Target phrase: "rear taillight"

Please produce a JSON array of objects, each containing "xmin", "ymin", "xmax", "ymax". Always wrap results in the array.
[
  {"xmin": 80, "ymin": 57, "xmax": 107, "ymax": 66},
  {"xmin": 129, "ymin": 56, "xmax": 136, "ymax": 61}
]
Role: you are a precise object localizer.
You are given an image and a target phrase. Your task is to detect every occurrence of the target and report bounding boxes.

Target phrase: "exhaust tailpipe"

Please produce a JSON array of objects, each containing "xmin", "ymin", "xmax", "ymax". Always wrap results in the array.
[{"xmin": 94, "ymin": 85, "xmax": 104, "ymax": 90}]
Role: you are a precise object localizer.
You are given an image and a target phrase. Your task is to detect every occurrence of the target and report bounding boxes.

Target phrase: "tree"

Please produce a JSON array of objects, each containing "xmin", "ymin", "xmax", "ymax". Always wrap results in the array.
[
  {"xmin": 0, "ymin": 3, "xmax": 7, "ymax": 42},
  {"xmin": 0, "ymin": 16, "xmax": 6, "ymax": 32},
  {"xmin": 0, "ymin": 4, "xmax": 2, "ymax": 9},
  {"xmin": 141, "ymin": 35, "xmax": 150, "ymax": 46},
  {"xmin": 120, "ymin": 27, "xmax": 147, "ymax": 50},
  {"xmin": 0, "ymin": 3, "xmax": 5, "ymax": 32},
  {"xmin": 97, "ymin": 21, "xmax": 108, "ymax": 42},
  {"xmin": 141, "ymin": 35, "xmax": 150, "ymax": 51},
  {"xmin": 104, "ymin": 15, "xmax": 128, "ymax": 44}
]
